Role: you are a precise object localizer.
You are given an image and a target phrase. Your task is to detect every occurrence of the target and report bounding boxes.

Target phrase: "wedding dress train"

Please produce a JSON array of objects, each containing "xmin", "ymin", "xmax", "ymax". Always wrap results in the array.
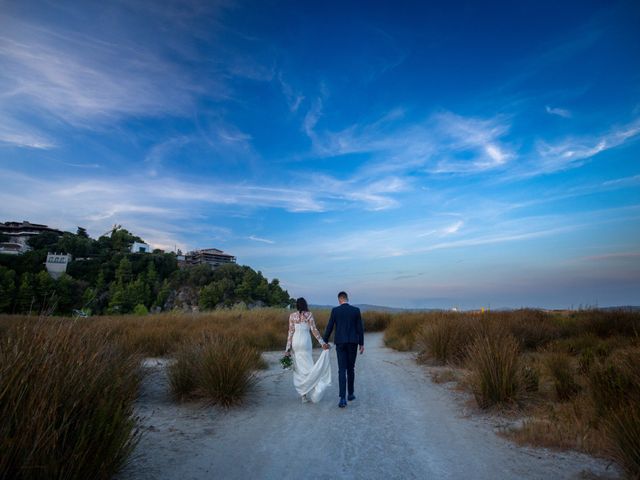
[{"xmin": 286, "ymin": 312, "xmax": 331, "ymax": 403}]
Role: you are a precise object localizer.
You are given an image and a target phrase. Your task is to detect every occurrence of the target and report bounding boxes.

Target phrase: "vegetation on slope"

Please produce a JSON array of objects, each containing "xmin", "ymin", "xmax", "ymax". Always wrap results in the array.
[{"xmin": 0, "ymin": 226, "xmax": 292, "ymax": 315}]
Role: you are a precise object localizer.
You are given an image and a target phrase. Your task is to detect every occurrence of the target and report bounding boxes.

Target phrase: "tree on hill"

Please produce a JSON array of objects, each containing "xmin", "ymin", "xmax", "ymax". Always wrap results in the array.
[{"xmin": 0, "ymin": 226, "xmax": 292, "ymax": 315}]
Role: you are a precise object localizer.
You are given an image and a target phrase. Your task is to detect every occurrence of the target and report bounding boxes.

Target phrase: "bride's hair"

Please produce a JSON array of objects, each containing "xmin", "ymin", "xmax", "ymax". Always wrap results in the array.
[{"xmin": 296, "ymin": 297, "xmax": 309, "ymax": 312}]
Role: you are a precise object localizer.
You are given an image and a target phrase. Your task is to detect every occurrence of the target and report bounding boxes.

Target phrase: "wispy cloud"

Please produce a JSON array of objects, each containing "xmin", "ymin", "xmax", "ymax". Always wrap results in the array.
[
  {"xmin": 248, "ymin": 235, "xmax": 275, "ymax": 244},
  {"xmin": 145, "ymin": 137, "xmax": 191, "ymax": 177},
  {"xmin": 0, "ymin": 117, "xmax": 56, "ymax": 149},
  {"xmin": 278, "ymin": 72, "xmax": 305, "ymax": 112},
  {"xmin": 545, "ymin": 105, "xmax": 572, "ymax": 118},
  {"xmin": 533, "ymin": 118, "xmax": 640, "ymax": 174},
  {"xmin": 0, "ymin": 29, "xmax": 198, "ymax": 124},
  {"xmin": 302, "ymin": 105, "xmax": 514, "ymax": 176}
]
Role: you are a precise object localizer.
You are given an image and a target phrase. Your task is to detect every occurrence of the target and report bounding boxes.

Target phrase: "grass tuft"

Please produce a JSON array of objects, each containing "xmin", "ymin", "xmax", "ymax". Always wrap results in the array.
[
  {"xmin": 545, "ymin": 352, "xmax": 581, "ymax": 401},
  {"xmin": 417, "ymin": 314, "xmax": 474, "ymax": 365},
  {"xmin": 169, "ymin": 334, "xmax": 259, "ymax": 407},
  {"xmin": 0, "ymin": 321, "xmax": 140, "ymax": 480},
  {"xmin": 467, "ymin": 326, "xmax": 521, "ymax": 408}
]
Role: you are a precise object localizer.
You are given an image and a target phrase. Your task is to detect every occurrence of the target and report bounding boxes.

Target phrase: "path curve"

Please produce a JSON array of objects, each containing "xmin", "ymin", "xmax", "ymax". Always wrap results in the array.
[{"xmin": 119, "ymin": 333, "xmax": 619, "ymax": 480}]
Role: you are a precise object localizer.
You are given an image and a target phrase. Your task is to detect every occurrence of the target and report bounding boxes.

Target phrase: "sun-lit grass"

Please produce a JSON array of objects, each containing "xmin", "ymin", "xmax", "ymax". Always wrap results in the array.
[
  {"xmin": 467, "ymin": 326, "xmax": 521, "ymax": 408},
  {"xmin": 1, "ymin": 307, "xmax": 637, "ymax": 476},
  {"xmin": 0, "ymin": 320, "xmax": 140, "ymax": 480},
  {"xmin": 169, "ymin": 334, "xmax": 260, "ymax": 406},
  {"xmin": 379, "ymin": 308, "xmax": 640, "ymax": 472},
  {"xmin": 416, "ymin": 313, "xmax": 475, "ymax": 365}
]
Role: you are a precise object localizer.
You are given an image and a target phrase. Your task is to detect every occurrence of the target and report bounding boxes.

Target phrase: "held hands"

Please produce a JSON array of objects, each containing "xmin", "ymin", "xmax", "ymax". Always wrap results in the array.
[{"xmin": 322, "ymin": 343, "xmax": 330, "ymax": 350}]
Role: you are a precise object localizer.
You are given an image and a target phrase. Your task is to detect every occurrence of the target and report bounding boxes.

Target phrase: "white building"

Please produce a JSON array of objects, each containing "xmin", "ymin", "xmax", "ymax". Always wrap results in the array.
[
  {"xmin": 0, "ymin": 220, "xmax": 63, "ymax": 255},
  {"xmin": 45, "ymin": 253, "xmax": 72, "ymax": 279},
  {"xmin": 130, "ymin": 242, "xmax": 151, "ymax": 253},
  {"xmin": 0, "ymin": 242, "xmax": 25, "ymax": 255},
  {"xmin": 183, "ymin": 248, "xmax": 236, "ymax": 269}
]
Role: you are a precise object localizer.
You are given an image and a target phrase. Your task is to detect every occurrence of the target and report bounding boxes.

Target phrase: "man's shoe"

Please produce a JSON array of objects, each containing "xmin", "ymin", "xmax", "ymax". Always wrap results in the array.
[
  {"xmin": 338, "ymin": 397, "xmax": 347, "ymax": 408},
  {"xmin": 347, "ymin": 394, "xmax": 356, "ymax": 401}
]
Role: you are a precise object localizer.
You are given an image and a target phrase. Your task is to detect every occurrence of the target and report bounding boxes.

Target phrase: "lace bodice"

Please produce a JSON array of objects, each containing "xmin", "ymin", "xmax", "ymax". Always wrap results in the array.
[{"xmin": 286, "ymin": 311, "xmax": 325, "ymax": 351}]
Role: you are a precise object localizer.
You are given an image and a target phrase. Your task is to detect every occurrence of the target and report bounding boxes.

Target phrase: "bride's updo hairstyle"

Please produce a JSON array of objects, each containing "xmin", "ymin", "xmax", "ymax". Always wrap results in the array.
[{"xmin": 296, "ymin": 297, "xmax": 309, "ymax": 313}]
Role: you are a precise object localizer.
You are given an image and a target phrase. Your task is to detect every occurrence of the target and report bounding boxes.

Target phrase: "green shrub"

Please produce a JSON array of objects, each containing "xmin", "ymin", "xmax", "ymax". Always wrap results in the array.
[{"xmin": 133, "ymin": 303, "xmax": 149, "ymax": 316}]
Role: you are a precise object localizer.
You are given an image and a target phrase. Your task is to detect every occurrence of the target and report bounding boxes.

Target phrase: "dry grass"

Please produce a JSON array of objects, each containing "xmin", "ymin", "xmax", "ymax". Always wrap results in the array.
[
  {"xmin": 0, "ymin": 321, "xmax": 140, "ymax": 480},
  {"xmin": 416, "ymin": 313, "xmax": 475, "ymax": 365},
  {"xmin": 0, "ymin": 309, "xmax": 300, "ymax": 478},
  {"xmin": 380, "ymin": 308, "xmax": 640, "ymax": 474},
  {"xmin": 169, "ymin": 334, "xmax": 260, "ymax": 406},
  {"xmin": 431, "ymin": 368, "xmax": 458, "ymax": 384},
  {"xmin": 362, "ymin": 310, "xmax": 393, "ymax": 332},
  {"xmin": 383, "ymin": 312, "xmax": 432, "ymax": 351},
  {"xmin": 544, "ymin": 352, "xmax": 581, "ymax": 401},
  {"xmin": 467, "ymin": 326, "xmax": 521, "ymax": 409}
]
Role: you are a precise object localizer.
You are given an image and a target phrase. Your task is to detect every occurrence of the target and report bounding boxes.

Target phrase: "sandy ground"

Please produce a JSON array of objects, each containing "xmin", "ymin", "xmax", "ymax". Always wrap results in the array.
[{"xmin": 118, "ymin": 333, "xmax": 620, "ymax": 480}]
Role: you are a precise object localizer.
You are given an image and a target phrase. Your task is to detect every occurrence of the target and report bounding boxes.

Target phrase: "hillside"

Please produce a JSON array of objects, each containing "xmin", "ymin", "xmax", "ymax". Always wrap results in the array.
[{"xmin": 0, "ymin": 227, "xmax": 292, "ymax": 316}]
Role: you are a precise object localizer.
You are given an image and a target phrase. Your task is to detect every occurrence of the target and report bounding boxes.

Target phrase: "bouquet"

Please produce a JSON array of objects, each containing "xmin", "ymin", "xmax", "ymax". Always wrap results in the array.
[{"xmin": 280, "ymin": 354, "xmax": 293, "ymax": 370}]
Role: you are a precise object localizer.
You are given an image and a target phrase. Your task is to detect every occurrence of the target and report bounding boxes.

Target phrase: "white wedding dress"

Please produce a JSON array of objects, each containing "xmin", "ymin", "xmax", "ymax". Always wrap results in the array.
[{"xmin": 286, "ymin": 311, "xmax": 332, "ymax": 403}]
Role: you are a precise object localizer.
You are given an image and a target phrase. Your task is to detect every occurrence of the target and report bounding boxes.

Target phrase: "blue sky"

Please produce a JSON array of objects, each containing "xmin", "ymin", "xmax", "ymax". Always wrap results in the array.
[{"xmin": 1, "ymin": 0, "xmax": 639, "ymax": 308}]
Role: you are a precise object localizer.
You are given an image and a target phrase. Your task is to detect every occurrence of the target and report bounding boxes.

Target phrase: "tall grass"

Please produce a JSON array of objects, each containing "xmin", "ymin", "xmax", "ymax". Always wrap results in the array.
[
  {"xmin": 362, "ymin": 311, "xmax": 393, "ymax": 332},
  {"xmin": 0, "ymin": 321, "xmax": 140, "ymax": 480},
  {"xmin": 383, "ymin": 312, "xmax": 430, "ymax": 351},
  {"xmin": 416, "ymin": 314, "xmax": 475, "ymax": 365},
  {"xmin": 545, "ymin": 352, "xmax": 580, "ymax": 401},
  {"xmin": 467, "ymin": 326, "xmax": 521, "ymax": 409},
  {"xmin": 588, "ymin": 350, "xmax": 640, "ymax": 477},
  {"xmin": 168, "ymin": 334, "xmax": 259, "ymax": 406}
]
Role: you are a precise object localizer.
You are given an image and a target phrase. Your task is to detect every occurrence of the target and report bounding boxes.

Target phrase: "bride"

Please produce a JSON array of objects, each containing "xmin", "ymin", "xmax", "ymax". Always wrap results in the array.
[{"xmin": 284, "ymin": 298, "xmax": 332, "ymax": 403}]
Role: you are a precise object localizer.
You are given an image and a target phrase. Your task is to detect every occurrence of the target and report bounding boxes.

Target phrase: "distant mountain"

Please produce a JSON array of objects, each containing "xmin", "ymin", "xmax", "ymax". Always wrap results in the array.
[
  {"xmin": 598, "ymin": 305, "xmax": 640, "ymax": 312},
  {"xmin": 310, "ymin": 303, "xmax": 443, "ymax": 313},
  {"xmin": 310, "ymin": 304, "xmax": 640, "ymax": 313}
]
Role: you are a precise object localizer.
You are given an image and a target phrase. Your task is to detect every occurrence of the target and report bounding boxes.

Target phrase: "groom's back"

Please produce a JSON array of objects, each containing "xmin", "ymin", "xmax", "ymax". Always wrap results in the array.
[{"xmin": 327, "ymin": 303, "xmax": 364, "ymax": 345}]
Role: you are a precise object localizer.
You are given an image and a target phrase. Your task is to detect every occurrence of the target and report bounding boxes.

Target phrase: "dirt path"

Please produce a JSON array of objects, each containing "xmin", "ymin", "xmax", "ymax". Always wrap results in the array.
[{"xmin": 119, "ymin": 333, "xmax": 619, "ymax": 480}]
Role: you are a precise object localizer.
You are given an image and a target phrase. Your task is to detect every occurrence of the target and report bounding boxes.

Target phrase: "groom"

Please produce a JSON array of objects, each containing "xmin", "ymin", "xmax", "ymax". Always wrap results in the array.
[{"xmin": 323, "ymin": 291, "xmax": 364, "ymax": 408}]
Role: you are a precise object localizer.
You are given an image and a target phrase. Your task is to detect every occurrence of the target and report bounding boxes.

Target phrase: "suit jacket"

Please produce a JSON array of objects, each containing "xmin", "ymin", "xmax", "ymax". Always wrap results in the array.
[{"xmin": 323, "ymin": 303, "xmax": 364, "ymax": 346}]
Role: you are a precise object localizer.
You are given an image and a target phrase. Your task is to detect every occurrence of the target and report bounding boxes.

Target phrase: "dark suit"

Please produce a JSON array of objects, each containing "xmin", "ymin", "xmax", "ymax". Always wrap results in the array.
[{"xmin": 323, "ymin": 303, "xmax": 364, "ymax": 399}]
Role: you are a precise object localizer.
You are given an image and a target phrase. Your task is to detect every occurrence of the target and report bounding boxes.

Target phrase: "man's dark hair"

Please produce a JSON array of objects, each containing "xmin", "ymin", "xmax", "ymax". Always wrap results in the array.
[
  {"xmin": 337, "ymin": 291, "xmax": 348, "ymax": 302},
  {"xmin": 296, "ymin": 297, "xmax": 309, "ymax": 312}
]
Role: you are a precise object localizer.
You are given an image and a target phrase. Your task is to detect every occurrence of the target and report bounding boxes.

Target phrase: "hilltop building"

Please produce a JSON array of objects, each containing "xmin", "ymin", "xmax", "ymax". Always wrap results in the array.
[
  {"xmin": 45, "ymin": 252, "xmax": 72, "ymax": 279},
  {"xmin": 0, "ymin": 220, "xmax": 64, "ymax": 255},
  {"xmin": 179, "ymin": 248, "xmax": 236, "ymax": 269},
  {"xmin": 130, "ymin": 241, "xmax": 151, "ymax": 253}
]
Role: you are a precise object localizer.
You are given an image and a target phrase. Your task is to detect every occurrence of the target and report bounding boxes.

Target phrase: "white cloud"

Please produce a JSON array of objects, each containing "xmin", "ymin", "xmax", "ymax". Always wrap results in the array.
[
  {"xmin": 0, "ymin": 117, "xmax": 56, "ymax": 149},
  {"xmin": 545, "ymin": 105, "xmax": 572, "ymax": 118},
  {"xmin": 534, "ymin": 119, "xmax": 640, "ymax": 174},
  {"xmin": 248, "ymin": 235, "xmax": 275, "ymax": 244},
  {"xmin": 302, "ymin": 106, "xmax": 514, "ymax": 175}
]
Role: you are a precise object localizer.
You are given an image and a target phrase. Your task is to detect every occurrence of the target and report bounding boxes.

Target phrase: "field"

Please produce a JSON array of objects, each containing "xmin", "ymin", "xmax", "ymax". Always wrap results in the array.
[
  {"xmin": 383, "ymin": 308, "xmax": 640, "ymax": 478},
  {"xmin": 1, "ymin": 308, "xmax": 638, "ymax": 479}
]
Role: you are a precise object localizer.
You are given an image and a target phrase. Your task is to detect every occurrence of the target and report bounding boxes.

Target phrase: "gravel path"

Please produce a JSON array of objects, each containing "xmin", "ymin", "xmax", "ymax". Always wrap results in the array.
[{"xmin": 119, "ymin": 333, "xmax": 619, "ymax": 480}]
